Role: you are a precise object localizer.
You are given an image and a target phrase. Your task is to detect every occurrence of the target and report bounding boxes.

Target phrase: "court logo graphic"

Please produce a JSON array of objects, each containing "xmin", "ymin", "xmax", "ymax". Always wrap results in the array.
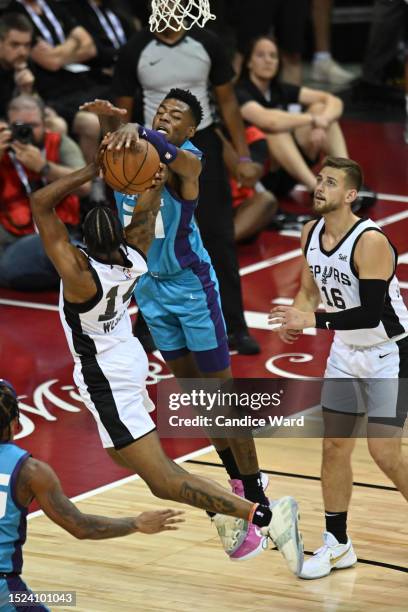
[{"xmin": 14, "ymin": 380, "xmax": 83, "ymax": 441}]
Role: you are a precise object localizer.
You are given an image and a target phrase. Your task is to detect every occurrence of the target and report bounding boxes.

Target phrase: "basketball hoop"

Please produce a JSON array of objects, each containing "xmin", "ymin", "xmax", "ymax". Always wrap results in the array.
[{"xmin": 149, "ymin": 0, "xmax": 216, "ymax": 33}]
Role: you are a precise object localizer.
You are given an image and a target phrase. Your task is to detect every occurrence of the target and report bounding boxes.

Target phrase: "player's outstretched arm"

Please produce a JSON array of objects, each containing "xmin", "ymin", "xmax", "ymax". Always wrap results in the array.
[
  {"xmin": 104, "ymin": 124, "xmax": 201, "ymax": 199},
  {"xmin": 269, "ymin": 222, "xmax": 321, "ymax": 338},
  {"xmin": 30, "ymin": 163, "xmax": 97, "ymax": 285},
  {"xmin": 25, "ymin": 458, "xmax": 184, "ymax": 539},
  {"xmin": 79, "ymin": 99, "xmax": 127, "ymax": 136}
]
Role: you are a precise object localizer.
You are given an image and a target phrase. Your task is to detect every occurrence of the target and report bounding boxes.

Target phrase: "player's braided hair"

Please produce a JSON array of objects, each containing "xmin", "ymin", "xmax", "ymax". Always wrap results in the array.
[
  {"xmin": 164, "ymin": 88, "xmax": 203, "ymax": 127},
  {"xmin": 0, "ymin": 380, "xmax": 19, "ymax": 442},
  {"xmin": 83, "ymin": 206, "xmax": 125, "ymax": 264}
]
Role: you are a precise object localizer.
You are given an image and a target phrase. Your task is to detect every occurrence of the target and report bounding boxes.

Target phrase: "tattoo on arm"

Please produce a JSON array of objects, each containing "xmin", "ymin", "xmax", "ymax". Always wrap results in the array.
[
  {"xmin": 180, "ymin": 482, "xmax": 236, "ymax": 514},
  {"xmin": 46, "ymin": 486, "xmax": 136, "ymax": 539}
]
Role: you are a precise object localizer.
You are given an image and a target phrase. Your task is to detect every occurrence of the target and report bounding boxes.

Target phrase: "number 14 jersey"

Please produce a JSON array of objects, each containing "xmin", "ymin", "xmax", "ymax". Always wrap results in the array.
[
  {"xmin": 305, "ymin": 217, "xmax": 408, "ymax": 347},
  {"xmin": 59, "ymin": 245, "xmax": 147, "ymax": 359}
]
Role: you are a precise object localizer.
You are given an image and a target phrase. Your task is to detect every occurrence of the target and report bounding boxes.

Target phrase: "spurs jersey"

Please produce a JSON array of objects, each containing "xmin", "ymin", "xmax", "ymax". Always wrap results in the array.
[
  {"xmin": 59, "ymin": 245, "xmax": 147, "ymax": 359},
  {"xmin": 305, "ymin": 218, "xmax": 408, "ymax": 347}
]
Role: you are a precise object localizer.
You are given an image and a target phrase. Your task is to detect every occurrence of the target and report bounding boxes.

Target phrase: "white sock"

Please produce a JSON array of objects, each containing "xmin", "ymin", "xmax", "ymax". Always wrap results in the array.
[{"xmin": 314, "ymin": 51, "xmax": 331, "ymax": 63}]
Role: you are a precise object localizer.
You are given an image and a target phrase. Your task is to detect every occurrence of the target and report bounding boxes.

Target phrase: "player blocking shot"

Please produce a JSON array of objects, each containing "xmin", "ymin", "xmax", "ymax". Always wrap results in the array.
[
  {"xmin": 269, "ymin": 156, "xmax": 408, "ymax": 579},
  {"xmin": 0, "ymin": 380, "xmax": 184, "ymax": 612},
  {"xmin": 28, "ymin": 149, "xmax": 304, "ymax": 577},
  {"xmin": 79, "ymin": 91, "xmax": 276, "ymax": 563}
]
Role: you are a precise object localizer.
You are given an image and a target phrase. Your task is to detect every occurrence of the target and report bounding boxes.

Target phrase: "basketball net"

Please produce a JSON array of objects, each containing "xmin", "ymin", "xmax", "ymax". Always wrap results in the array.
[{"xmin": 149, "ymin": 0, "xmax": 216, "ymax": 33}]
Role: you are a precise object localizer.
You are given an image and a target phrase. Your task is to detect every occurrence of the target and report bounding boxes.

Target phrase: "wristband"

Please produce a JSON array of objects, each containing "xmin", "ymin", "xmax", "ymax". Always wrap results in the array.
[
  {"xmin": 238, "ymin": 156, "xmax": 252, "ymax": 163},
  {"xmin": 138, "ymin": 126, "xmax": 178, "ymax": 165}
]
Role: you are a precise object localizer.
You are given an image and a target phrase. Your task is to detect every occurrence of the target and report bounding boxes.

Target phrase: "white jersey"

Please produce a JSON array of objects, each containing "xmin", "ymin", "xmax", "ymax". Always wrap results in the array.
[
  {"xmin": 59, "ymin": 245, "xmax": 147, "ymax": 359},
  {"xmin": 305, "ymin": 218, "xmax": 408, "ymax": 347}
]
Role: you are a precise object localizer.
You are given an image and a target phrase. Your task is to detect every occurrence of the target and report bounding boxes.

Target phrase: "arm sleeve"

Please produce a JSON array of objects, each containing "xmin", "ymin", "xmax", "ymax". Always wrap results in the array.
[{"xmin": 315, "ymin": 279, "xmax": 388, "ymax": 330}]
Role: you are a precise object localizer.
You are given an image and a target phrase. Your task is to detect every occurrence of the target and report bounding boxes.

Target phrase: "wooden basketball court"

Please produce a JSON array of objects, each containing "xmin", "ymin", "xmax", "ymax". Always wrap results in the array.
[{"xmin": 23, "ymin": 437, "xmax": 408, "ymax": 612}]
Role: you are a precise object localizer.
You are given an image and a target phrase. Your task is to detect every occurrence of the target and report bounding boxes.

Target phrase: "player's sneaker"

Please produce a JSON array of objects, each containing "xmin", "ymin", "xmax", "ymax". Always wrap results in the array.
[
  {"xmin": 300, "ymin": 532, "xmax": 357, "ymax": 580},
  {"xmin": 261, "ymin": 496, "xmax": 303, "ymax": 576},
  {"xmin": 213, "ymin": 514, "xmax": 266, "ymax": 561},
  {"xmin": 212, "ymin": 472, "xmax": 270, "ymax": 561}
]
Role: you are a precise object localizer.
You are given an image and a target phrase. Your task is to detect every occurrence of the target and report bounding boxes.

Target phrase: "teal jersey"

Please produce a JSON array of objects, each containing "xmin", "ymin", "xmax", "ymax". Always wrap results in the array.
[
  {"xmin": 115, "ymin": 140, "xmax": 211, "ymax": 276},
  {"xmin": 0, "ymin": 443, "xmax": 29, "ymax": 574}
]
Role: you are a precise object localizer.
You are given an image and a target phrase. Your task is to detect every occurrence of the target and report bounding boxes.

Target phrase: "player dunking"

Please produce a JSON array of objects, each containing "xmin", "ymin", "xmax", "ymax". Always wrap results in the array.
[
  {"xmin": 269, "ymin": 156, "xmax": 408, "ymax": 579},
  {"xmin": 28, "ymin": 157, "xmax": 304, "ymax": 576},
  {"xmin": 80, "ymin": 91, "xmax": 271, "ymax": 561},
  {"xmin": 0, "ymin": 379, "xmax": 184, "ymax": 611}
]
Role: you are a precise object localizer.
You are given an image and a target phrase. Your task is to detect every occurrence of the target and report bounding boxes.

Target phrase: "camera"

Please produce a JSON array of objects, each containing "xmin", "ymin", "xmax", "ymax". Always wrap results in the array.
[{"xmin": 11, "ymin": 122, "xmax": 34, "ymax": 145}]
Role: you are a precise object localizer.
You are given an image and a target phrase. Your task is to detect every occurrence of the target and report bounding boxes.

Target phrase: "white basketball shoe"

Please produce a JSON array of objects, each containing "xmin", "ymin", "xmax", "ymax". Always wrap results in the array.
[{"xmin": 300, "ymin": 531, "xmax": 357, "ymax": 579}]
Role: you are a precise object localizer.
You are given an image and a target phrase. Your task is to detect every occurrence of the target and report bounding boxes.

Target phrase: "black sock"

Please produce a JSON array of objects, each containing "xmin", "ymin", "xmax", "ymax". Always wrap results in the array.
[
  {"xmin": 325, "ymin": 511, "xmax": 348, "ymax": 544},
  {"xmin": 242, "ymin": 472, "xmax": 269, "ymax": 505},
  {"xmin": 216, "ymin": 447, "xmax": 241, "ymax": 480},
  {"xmin": 251, "ymin": 503, "xmax": 272, "ymax": 528}
]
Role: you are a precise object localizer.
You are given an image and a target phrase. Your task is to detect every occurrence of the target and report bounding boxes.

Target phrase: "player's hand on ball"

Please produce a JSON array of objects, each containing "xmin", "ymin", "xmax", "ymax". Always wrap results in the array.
[
  {"xmin": 269, "ymin": 305, "xmax": 316, "ymax": 331},
  {"xmin": 135, "ymin": 509, "xmax": 185, "ymax": 534},
  {"xmin": 79, "ymin": 99, "xmax": 127, "ymax": 118},
  {"xmin": 106, "ymin": 123, "xmax": 140, "ymax": 150}
]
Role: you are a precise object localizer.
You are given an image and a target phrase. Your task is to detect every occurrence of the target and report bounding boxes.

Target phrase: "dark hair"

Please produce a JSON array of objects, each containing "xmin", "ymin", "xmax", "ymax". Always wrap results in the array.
[
  {"xmin": 320, "ymin": 156, "xmax": 363, "ymax": 191},
  {"xmin": 240, "ymin": 34, "xmax": 280, "ymax": 82},
  {"xmin": 0, "ymin": 12, "xmax": 33, "ymax": 39},
  {"xmin": 164, "ymin": 88, "xmax": 203, "ymax": 127},
  {"xmin": 0, "ymin": 380, "xmax": 19, "ymax": 442},
  {"xmin": 83, "ymin": 206, "xmax": 124, "ymax": 263}
]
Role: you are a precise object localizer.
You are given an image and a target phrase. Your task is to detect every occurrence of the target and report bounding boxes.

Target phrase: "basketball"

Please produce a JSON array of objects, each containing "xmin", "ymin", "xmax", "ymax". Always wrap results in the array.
[{"xmin": 102, "ymin": 139, "xmax": 161, "ymax": 195}]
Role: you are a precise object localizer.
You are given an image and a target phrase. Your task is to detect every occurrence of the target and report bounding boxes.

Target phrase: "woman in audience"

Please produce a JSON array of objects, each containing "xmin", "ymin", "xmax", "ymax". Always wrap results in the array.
[{"xmin": 235, "ymin": 35, "xmax": 348, "ymax": 197}]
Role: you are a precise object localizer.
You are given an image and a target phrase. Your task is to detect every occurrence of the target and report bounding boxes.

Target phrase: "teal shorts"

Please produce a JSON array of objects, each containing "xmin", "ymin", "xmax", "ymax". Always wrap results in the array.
[{"xmin": 135, "ymin": 263, "xmax": 227, "ymax": 354}]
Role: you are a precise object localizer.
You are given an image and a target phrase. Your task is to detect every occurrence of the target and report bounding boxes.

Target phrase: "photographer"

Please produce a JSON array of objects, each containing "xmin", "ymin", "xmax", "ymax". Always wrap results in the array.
[{"xmin": 0, "ymin": 94, "xmax": 90, "ymax": 291}]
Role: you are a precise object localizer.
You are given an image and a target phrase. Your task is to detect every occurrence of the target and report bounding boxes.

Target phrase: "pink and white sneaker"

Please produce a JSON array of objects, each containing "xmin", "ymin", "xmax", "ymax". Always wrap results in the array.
[{"xmin": 213, "ymin": 472, "xmax": 269, "ymax": 561}]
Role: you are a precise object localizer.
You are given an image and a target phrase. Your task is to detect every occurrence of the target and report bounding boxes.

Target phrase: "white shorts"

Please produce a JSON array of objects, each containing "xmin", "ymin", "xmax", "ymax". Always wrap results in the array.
[
  {"xmin": 73, "ymin": 337, "xmax": 156, "ymax": 449},
  {"xmin": 322, "ymin": 335, "xmax": 408, "ymax": 426}
]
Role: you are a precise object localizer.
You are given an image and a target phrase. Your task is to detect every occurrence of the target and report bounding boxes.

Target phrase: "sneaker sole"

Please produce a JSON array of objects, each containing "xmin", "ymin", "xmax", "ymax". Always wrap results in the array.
[
  {"xmin": 268, "ymin": 497, "xmax": 304, "ymax": 576},
  {"xmin": 300, "ymin": 558, "xmax": 357, "ymax": 580}
]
